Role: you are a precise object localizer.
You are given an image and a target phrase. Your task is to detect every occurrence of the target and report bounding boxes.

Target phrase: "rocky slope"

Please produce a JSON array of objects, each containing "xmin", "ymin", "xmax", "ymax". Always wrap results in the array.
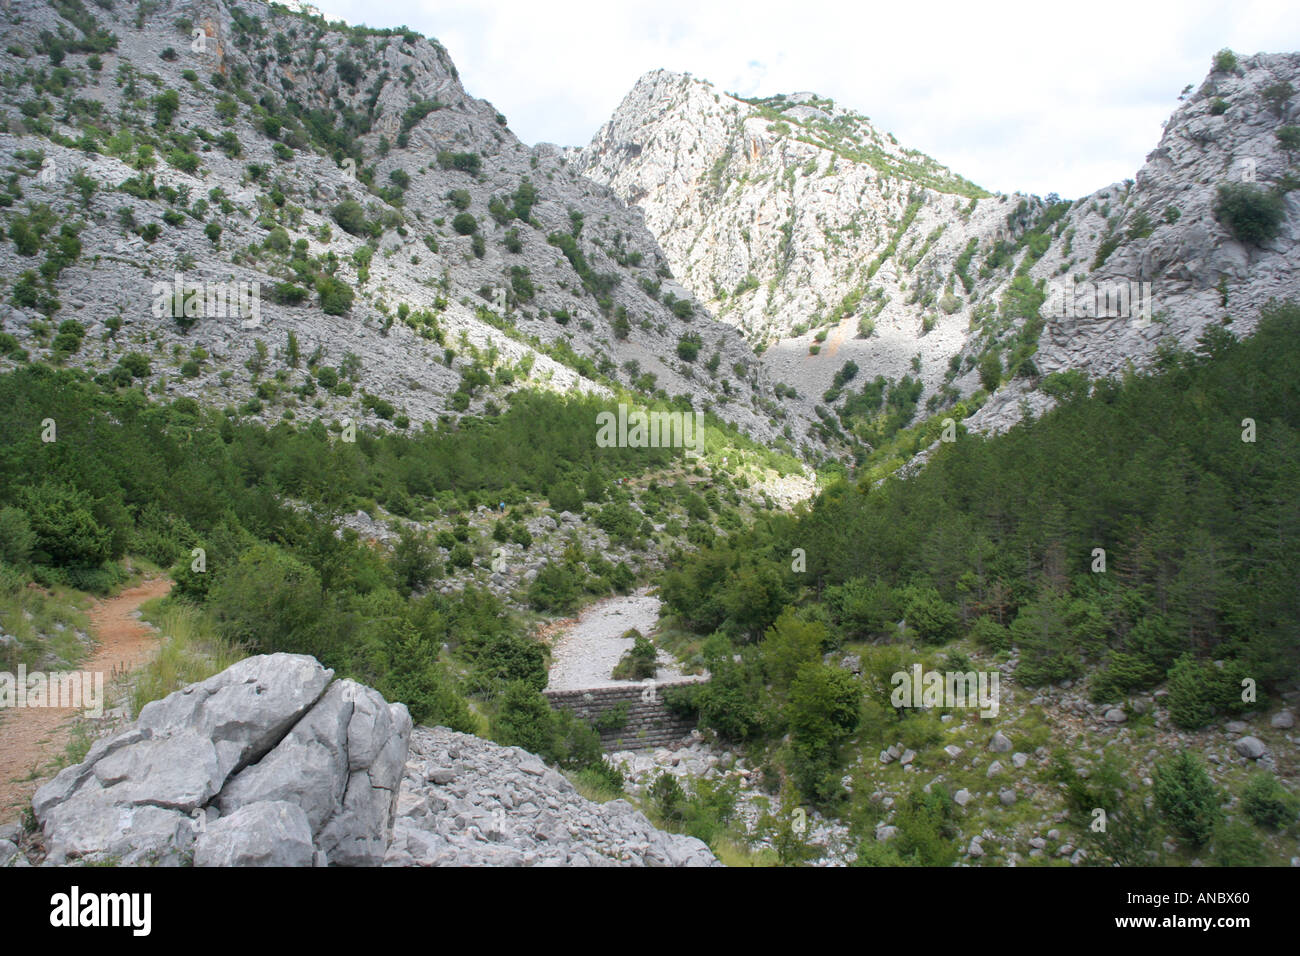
[
  {"xmin": 0, "ymin": 0, "xmax": 822, "ymax": 455},
  {"xmin": 575, "ymin": 58, "xmax": 1300, "ymax": 437},
  {"xmin": 967, "ymin": 51, "xmax": 1300, "ymax": 433},
  {"xmin": 388, "ymin": 726, "xmax": 717, "ymax": 866}
]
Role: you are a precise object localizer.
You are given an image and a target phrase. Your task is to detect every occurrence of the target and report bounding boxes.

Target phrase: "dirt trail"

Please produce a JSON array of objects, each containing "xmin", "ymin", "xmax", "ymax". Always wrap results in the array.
[{"xmin": 0, "ymin": 576, "xmax": 171, "ymax": 825}]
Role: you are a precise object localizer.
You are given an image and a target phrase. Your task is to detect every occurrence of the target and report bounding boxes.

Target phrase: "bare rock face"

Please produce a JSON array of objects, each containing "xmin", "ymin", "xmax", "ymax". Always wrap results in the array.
[
  {"xmin": 193, "ymin": 801, "xmax": 317, "ymax": 868},
  {"xmin": 213, "ymin": 677, "xmax": 413, "ymax": 866},
  {"xmin": 0, "ymin": 0, "xmax": 822, "ymax": 457},
  {"xmin": 32, "ymin": 654, "xmax": 411, "ymax": 866},
  {"xmin": 576, "ymin": 57, "xmax": 1300, "ymax": 439}
]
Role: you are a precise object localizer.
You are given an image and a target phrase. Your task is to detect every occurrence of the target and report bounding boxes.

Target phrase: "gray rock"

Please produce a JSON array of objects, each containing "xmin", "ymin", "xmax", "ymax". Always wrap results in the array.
[
  {"xmin": 1104, "ymin": 708, "xmax": 1127, "ymax": 723},
  {"xmin": 387, "ymin": 726, "xmax": 720, "ymax": 867},
  {"xmin": 1225, "ymin": 720, "xmax": 1249, "ymax": 734},
  {"xmin": 33, "ymin": 654, "xmax": 409, "ymax": 867},
  {"xmin": 944, "ymin": 744, "xmax": 963, "ymax": 759},
  {"xmin": 998, "ymin": 789, "xmax": 1017, "ymax": 806},
  {"xmin": 0, "ymin": 840, "xmax": 16, "ymax": 867},
  {"xmin": 989, "ymin": 730, "xmax": 1013, "ymax": 753},
  {"xmin": 954, "ymin": 788, "xmax": 973, "ymax": 807},
  {"xmin": 1012, "ymin": 751, "xmax": 1030, "ymax": 768},
  {"xmin": 1234, "ymin": 736, "xmax": 1267, "ymax": 759},
  {"xmin": 194, "ymin": 801, "xmax": 315, "ymax": 867},
  {"xmin": 876, "ymin": 826, "xmax": 898, "ymax": 842},
  {"xmin": 216, "ymin": 679, "xmax": 355, "ymax": 830},
  {"xmin": 899, "ymin": 749, "xmax": 916, "ymax": 766},
  {"xmin": 1271, "ymin": 710, "xmax": 1295, "ymax": 729}
]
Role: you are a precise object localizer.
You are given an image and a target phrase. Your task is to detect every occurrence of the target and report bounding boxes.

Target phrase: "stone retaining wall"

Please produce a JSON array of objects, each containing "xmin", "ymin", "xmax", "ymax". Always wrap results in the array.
[{"xmin": 544, "ymin": 679, "xmax": 706, "ymax": 752}]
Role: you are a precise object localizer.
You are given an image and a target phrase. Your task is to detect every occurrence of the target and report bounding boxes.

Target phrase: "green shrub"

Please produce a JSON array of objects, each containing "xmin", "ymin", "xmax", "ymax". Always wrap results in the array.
[
  {"xmin": 452, "ymin": 212, "xmax": 477, "ymax": 235},
  {"xmin": 527, "ymin": 561, "xmax": 581, "ymax": 613},
  {"xmin": 548, "ymin": 481, "xmax": 583, "ymax": 513},
  {"xmin": 1012, "ymin": 593, "xmax": 1104, "ymax": 686},
  {"xmin": 20, "ymin": 482, "xmax": 113, "ymax": 566},
  {"xmin": 897, "ymin": 584, "xmax": 959, "ymax": 644},
  {"xmin": 1212, "ymin": 48, "xmax": 1238, "ymax": 73},
  {"xmin": 787, "ymin": 661, "xmax": 860, "ymax": 805},
  {"xmin": 676, "ymin": 334, "xmax": 702, "ymax": 362},
  {"xmin": 612, "ymin": 632, "xmax": 657, "ymax": 680},
  {"xmin": 265, "ymin": 226, "xmax": 290, "ymax": 253},
  {"xmin": 1153, "ymin": 751, "xmax": 1222, "ymax": 846},
  {"xmin": 331, "ymin": 200, "xmax": 369, "ymax": 237},
  {"xmin": 491, "ymin": 681, "xmax": 601, "ymax": 769},
  {"xmin": 118, "ymin": 352, "xmax": 151, "ymax": 378},
  {"xmin": 0, "ymin": 506, "xmax": 36, "ymax": 565},
  {"xmin": 1214, "ymin": 183, "xmax": 1286, "ymax": 245},
  {"xmin": 978, "ymin": 352, "xmax": 1001, "ymax": 391},
  {"xmin": 891, "ymin": 784, "xmax": 960, "ymax": 866},
  {"xmin": 1211, "ymin": 820, "xmax": 1266, "ymax": 867},
  {"xmin": 969, "ymin": 615, "xmax": 1009, "ymax": 651},
  {"xmin": 315, "ymin": 274, "xmax": 354, "ymax": 315},
  {"xmin": 1166, "ymin": 653, "xmax": 1251, "ymax": 729},
  {"xmin": 1240, "ymin": 771, "xmax": 1298, "ymax": 829},
  {"xmin": 208, "ymin": 543, "xmax": 327, "ymax": 658},
  {"xmin": 1090, "ymin": 651, "xmax": 1164, "ymax": 702},
  {"xmin": 437, "ymin": 151, "xmax": 482, "ymax": 176},
  {"xmin": 379, "ymin": 620, "xmax": 474, "ymax": 731}
]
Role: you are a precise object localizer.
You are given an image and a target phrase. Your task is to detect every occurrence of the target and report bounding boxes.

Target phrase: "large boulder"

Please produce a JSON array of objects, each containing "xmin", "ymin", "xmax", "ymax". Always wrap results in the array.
[{"xmin": 33, "ymin": 654, "xmax": 411, "ymax": 866}]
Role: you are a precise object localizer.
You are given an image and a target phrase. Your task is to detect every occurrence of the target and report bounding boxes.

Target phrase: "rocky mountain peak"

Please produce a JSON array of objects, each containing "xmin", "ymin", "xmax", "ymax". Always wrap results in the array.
[{"xmin": 578, "ymin": 50, "xmax": 1300, "ymax": 450}]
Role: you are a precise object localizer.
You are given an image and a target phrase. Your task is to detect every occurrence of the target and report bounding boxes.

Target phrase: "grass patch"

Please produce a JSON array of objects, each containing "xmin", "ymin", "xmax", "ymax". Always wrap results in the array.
[
  {"xmin": 0, "ymin": 567, "xmax": 92, "ymax": 671},
  {"xmin": 131, "ymin": 598, "xmax": 245, "ymax": 714}
]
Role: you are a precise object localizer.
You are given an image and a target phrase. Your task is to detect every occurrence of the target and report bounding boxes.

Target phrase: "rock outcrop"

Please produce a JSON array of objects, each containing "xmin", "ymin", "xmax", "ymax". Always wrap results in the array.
[
  {"xmin": 31, "ymin": 654, "xmax": 719, "ymax": 867},
  {"xmin": 33, "ymin": 653, "xmax": 411, "ymax": 866}
]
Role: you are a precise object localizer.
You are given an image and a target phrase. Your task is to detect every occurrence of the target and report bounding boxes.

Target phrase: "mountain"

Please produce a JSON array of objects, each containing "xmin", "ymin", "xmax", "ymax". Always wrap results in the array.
[
  {"xmin": 575, "ymin": 57, "xmax": 1300, "ymax": 441},
  {"xmin": 0, "ymin": 0, "xmax": 824, "ymax": 458}
]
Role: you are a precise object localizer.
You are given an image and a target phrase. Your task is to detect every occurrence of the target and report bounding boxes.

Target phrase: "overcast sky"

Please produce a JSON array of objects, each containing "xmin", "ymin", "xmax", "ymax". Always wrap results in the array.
[{"xmin": 312, "ymin": 0, "xmax": 1300, "ymax": 199}]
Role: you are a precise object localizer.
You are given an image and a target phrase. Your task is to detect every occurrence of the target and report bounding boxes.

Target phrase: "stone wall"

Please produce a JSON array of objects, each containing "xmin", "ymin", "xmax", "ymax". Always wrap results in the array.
[{"xmin": 544, "ymin": 679, "xmax": 706, "ymax": 752}]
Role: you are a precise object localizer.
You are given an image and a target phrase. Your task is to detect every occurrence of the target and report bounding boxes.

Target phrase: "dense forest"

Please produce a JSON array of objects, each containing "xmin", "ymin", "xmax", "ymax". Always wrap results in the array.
[{"xmin": 658, "ymin": 302, "xmax": 1300, "ymax": 853}]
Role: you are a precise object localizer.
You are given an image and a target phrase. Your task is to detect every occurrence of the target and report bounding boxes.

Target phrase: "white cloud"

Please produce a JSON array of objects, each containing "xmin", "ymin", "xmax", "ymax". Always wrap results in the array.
[{"xmin": 316, "ymin": 0, "xmax": 1300, "ymax": 198}]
